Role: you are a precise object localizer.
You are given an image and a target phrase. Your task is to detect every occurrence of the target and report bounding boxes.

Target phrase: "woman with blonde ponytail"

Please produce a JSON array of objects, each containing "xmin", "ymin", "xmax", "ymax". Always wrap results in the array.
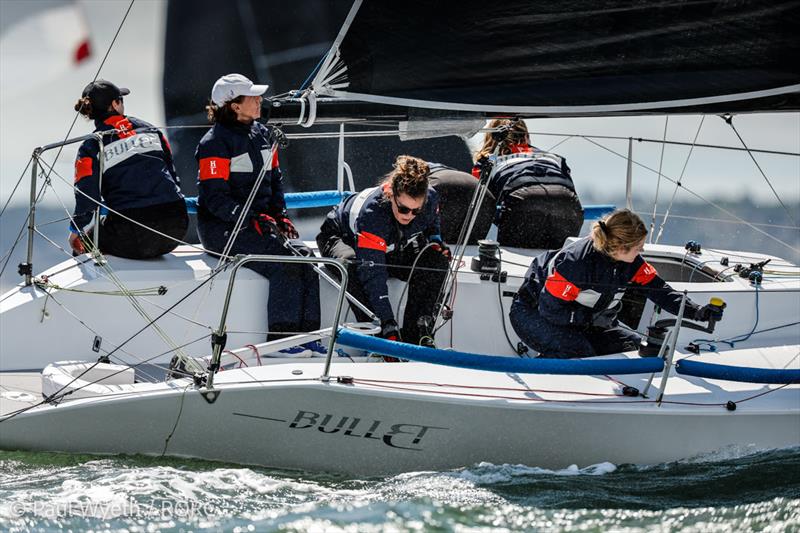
[
  {"xmin": 317, "ymin": 155, "xmax": 451, "ymax": 346},
  {"xmin": 509, "ymin": 209, "xmax": 723, "ymax": 358}
]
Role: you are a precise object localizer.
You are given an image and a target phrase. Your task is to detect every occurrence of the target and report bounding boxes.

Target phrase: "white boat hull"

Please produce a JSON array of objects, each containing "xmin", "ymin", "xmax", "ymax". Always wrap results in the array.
[{"xmin": 2, "ymin": 356, "xmax": 798, "ymax": 476}]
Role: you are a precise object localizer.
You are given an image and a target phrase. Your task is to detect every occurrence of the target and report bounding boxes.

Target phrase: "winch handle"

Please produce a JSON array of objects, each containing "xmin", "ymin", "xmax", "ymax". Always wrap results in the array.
[
  {"xmin": 706, "ymin": 297, "xmax": 726, "ymax": 333},
  {"xmin": 654, "ymin": 297, "xmax": 726, "ymax": 334}
]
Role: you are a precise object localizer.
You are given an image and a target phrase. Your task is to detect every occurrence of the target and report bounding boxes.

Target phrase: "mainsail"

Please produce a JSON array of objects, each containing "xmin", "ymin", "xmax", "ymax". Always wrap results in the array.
[{"xmin": 310, "ymin": 0, "xmax": 800, "ymax": 116}]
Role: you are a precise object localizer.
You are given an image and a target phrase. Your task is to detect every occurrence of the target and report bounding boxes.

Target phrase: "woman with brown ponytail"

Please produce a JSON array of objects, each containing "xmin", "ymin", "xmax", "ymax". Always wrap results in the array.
[
  {"xmin": 510, "ymin": 209, "xmax": 723, "ymax": 358},
  {"xmin": 317, "ymin": 155, "xmax": 451, "ymax": 345},
  {"xmin": 69, "ymin": 80, "xmax": 187, "ymax": 258},
  {"xmin": 472, "ymin": 118, "xmax": 583, "ymax": 249}
]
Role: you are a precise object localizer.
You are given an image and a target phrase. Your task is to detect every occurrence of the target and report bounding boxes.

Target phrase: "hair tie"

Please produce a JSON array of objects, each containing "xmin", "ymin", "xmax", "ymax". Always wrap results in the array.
[{"xmin": 598, "ymin": 221, "xmax": 608, "ymax": 233}]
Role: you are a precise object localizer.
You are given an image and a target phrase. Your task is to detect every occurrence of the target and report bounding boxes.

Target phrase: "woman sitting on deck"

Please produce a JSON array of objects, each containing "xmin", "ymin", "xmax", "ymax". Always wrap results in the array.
[
  {"xmin": 195, "ymin": 73, "xmax": 321, "ymax": 350},
  {"xmin": 510, "ymin": 209, "xmax": 723, "ymax": 358},
  {"xmin": 69, "ymin": 80, "xmax": 188, "ymax": 258}
]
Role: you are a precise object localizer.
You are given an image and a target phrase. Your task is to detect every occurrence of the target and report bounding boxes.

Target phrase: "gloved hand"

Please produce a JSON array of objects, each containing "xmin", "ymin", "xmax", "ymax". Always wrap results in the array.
[
  {"xmin": 276, "ymin": 215, "xmax": 299, "ymax": 239},
  {"xmin": 380, "ymin": 319, "xmax": 400, "ymax": 341},
  {"xmin": 694, "ymin": 304, "xmax": 724, "ymax": 322},
  {"xmin": 68, "ymin": 232, "xmax": 85, "ymax": 255},
  {"xmin": 429, "ymin": 239, "xmax": 452, "ymax": 261},
  {"xmin": 251, "ymin": 213, "xmax": 277, "ymax": 237}
]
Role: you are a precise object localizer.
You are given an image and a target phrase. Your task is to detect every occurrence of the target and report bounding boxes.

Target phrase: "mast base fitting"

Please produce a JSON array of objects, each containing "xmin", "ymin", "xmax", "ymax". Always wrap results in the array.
[{"xmin": 17, "ymin": 262, "xmax": 32, "ymax": 276}]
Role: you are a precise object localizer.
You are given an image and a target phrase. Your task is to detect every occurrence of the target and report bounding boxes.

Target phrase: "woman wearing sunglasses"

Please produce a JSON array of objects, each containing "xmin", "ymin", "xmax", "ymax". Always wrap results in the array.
[{"xmin": 317, "ymin": 155, "xmax": 451, "ymax": 346}]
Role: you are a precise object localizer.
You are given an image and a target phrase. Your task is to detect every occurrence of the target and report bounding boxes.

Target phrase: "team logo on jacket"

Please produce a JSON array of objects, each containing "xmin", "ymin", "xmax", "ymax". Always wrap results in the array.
[{"xmin": 103, "ymin": 132, "xmax": 162, "ymax": 170}]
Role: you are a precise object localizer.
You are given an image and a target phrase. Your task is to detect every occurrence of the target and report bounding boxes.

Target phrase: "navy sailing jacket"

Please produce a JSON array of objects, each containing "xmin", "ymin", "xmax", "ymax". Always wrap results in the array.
[
  {"xmin": 517, "ymin": 237, "xmax": 699, "ymax": 327},
  {"xmin": 195, "ymin": 121, "xmax": 285, "ymax": 225},
  {"xmin": 325, "ymin": 184, "xmax": 442, "ymax": 322},
  {"xmin": 488, "ymin": 151, "xmax": 575, "ymax": 207},
  {"xmin": 71, "ymin": 115, "xmax": 182, "ymax": 231}
]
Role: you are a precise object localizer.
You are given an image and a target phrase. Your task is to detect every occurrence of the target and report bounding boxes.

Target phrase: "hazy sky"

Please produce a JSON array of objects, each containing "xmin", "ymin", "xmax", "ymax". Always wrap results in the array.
[{"xmin": 1, "ymin": 0, "xmax": 798, "ymax": 212}]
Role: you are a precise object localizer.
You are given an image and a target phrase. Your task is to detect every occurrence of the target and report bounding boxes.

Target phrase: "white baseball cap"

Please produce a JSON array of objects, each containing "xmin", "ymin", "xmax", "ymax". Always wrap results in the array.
[{"xmin": 211, "ymin": 73, "xmax": 269, "ymax": 106}]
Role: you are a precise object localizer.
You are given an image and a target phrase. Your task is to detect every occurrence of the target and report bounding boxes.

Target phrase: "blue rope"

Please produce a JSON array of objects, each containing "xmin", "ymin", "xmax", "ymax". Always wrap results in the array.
[
  {"xmin": 693, "ymin": 285, "xmax": 760, "ymax": 351},
  {"xmin": 294, "ymin": 54, "xmax": 328, "ymax": 97}
]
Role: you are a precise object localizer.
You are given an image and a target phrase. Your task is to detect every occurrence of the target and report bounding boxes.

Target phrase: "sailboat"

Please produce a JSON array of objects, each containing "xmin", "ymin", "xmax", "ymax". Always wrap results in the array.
[{"xmin": 0, "ymin": 0, "xmax": 798, "ymax": 476}]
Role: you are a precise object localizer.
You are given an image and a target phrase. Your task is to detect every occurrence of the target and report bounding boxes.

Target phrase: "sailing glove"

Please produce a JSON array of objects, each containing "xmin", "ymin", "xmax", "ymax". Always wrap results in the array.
[
  {"xmin": 251, "ymin": 213, "xmax": 278, "ymax": 237},
  {"xmin": 429, "ymin": 238, "xmax": 452, "ymax": 261},
  {"xmin": 276, "ymin": 215, "xmax": 299, "ymax": 239},
  {"xmin": 380, "ymin": 319, "xmax": 400, "ymax": 341}
]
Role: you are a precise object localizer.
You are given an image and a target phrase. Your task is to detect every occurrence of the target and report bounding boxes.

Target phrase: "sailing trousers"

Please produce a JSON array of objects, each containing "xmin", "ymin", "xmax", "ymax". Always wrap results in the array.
[
  {"xmin": 497, "ymin": 184, "xmax": 583, "ymax": 249},
  {"xmin": 90, "ymin": 200, "xmax": 188, "ymax": 259},
  {"xmin": 198, "ymin": 219, "xmax": 321, "ymax": 340},
  {"xmin": 317, "ymin": 231, "xmax": 448, "ymax": 345},
  {"xmin": 509, "ymin": 295, "xmax": 640, "ymax": 358}
]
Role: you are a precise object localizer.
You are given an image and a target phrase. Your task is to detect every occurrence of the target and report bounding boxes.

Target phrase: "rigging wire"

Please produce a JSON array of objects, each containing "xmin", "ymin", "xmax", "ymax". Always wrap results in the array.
[
  {"xmin": 528, "ymin": 131, "xmax": 800, "ymax": 158},
  {"xmin": 0, "ymin": 0, "xmax": 136, "ymax": 279},
  {"xmin": 634, "ymin": 211, "xmax": 800, "ymax": 231},
  {"xmin": 655, "ymin": 115, "xmax": 706, "ymax": 244},
  {"xmin": 0, "ymin": 177, "xmax": 50, "ymax": 279},
  {"xmin": 722, "ymin": 114, "xmax": 798, "ymax": 227},
  {"xmin": 0, "ymin": 157, "xmax": 32, "ymax": 219},
  {"xmin": 37, "ymin": 0, "xmax": 137, "ymax": 201},
  {"xmin": 0, "ymin": 333, "xmax": 212, "ymax": 423},
  {"xmin": 580, "ymin": 136, "xmax": 800, "ymax": 254},
  {"xmin": 648, "ymin": 116, "xmax": 669, "ymax": 243},
  {"xmin": 28, "ymin": 226, "xmax": 221, "ymax": 332},
  {"xmin": 3, "ymin": 262, "xmax": 229, "ymax": 416},
  {"xmin": 32, "ymin": 164, "xmax": 206, "ymax": 373}
]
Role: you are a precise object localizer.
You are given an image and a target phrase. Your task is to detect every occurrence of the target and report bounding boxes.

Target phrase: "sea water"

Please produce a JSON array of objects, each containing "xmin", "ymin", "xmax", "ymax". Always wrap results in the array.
[{"xmin": 1, "ymin": 447, "xmax": 798, "ymax": 532}]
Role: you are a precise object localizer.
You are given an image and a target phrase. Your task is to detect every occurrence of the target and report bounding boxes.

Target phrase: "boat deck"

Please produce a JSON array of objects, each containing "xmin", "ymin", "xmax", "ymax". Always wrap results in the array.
[{"xmin": 3, "ymin": 344, "xmax": 798, "ymax": 419}]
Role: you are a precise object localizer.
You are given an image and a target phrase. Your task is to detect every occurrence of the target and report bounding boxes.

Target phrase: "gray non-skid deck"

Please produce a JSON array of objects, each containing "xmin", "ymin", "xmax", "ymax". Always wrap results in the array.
[{"xmin": 0, "ymin": 372, "xmax": 41, "ymax": 417}]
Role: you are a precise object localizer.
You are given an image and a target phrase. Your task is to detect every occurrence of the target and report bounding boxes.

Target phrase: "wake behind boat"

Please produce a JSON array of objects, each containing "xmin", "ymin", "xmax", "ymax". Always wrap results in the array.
[{"xmin": 1, "ymin": 0, "xmax": 799, "ymax": 475}]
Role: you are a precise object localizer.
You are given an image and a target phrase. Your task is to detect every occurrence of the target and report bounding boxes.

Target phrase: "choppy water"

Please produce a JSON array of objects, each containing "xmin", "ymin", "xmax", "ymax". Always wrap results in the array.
[{"xmin": 1, "ymin": 448, "xmax": 798, "ymax": 532}]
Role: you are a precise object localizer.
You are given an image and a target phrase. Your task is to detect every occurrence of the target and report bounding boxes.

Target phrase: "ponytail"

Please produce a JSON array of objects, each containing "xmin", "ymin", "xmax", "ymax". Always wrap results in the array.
[
  {"xmin": 591, "ymin": 209, "xmax": 647, "ymax": 256},
  {"xmin": 381, "ymin": 155, "xmax": 430, "ymax": 199}
]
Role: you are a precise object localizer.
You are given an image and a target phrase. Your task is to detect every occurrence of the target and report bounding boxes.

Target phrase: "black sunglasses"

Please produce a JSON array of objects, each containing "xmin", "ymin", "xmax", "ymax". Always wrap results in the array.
[{"xmin": 393, "ymin": 195, "xmax": 423, "ymax": 216}]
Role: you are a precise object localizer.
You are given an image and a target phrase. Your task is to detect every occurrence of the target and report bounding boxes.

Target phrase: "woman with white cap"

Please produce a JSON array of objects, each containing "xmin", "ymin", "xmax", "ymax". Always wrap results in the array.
[
  {"xmin": 195, "ymin": 74, "xmax": 322, "ymax": 352},
  {"xmin": 70, "ymin": 79, "xmax": 187, "ymax": 258}
]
